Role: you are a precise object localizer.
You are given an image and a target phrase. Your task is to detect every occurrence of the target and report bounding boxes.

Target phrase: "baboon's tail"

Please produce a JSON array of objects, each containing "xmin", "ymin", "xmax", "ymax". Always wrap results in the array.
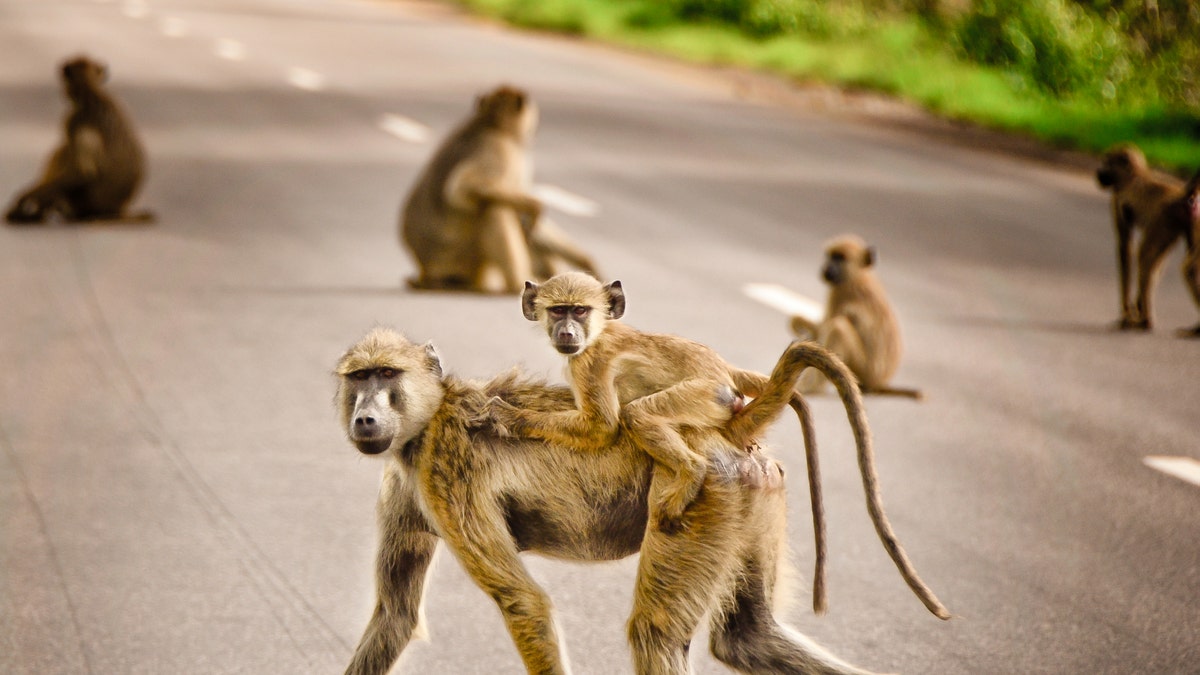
[{"xmin": 796, "ymin": 341, "xmax": 951, "ymax": 620}]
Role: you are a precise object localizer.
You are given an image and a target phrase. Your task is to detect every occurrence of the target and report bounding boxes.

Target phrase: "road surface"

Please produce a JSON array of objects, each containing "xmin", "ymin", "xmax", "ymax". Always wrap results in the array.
[{"xmin": 2, "ymin": 1, "xmax": 1198, "ymax": 673}]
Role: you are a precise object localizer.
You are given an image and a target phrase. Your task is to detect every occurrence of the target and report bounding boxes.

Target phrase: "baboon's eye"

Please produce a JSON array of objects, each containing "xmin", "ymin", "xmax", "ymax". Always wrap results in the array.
[
  {"xmin": 351, "ymin": 370, "xmax": 371, "ymax": 381},
  {"xmin": 572, "ymin": 306, "xmax": 590, "ymax": 319},
  {"xmin": 380, "ymin": 368, "xmax": 400, "ymax": 379},
  {"xmin": 548, "ymin": 306, "xmax": 569, "ymax": 319},
  {"xmin": 829, "ymin": 252, "xmax": 846, "ymax": 262}
]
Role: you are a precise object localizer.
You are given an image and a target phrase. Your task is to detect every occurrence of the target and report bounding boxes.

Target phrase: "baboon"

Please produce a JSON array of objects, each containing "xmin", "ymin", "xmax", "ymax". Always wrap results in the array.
[
  {"xmin": 1163, "ymin": 168, "xmax": 1200, "ymax": 337},
  {"xmin": 5, "ymin": 55, "xmax": 151, "ymax": 225},
  {"xmin": 488, "ymin": 272, "xmax": 949, "ymax": 619},
  {"xmin": 1095, "ymin": 144, "xmax": 1200, "ymax": 332},
  {"xmin": 401, "ymin": 85, "xmax": 599, "ymax": 294},
  {"xmin": 336, "ymin": 327, "xmax": 897, "ymax": 675},
  {"xmin": 791, "ymin": 235, "xmax": 921, "ymax": 399}
]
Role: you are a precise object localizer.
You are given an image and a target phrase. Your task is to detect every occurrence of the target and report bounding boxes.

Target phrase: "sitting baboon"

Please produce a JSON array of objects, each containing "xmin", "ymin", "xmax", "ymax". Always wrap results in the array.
[
  {"xmin": 335, "ymin": 327, "xmax": 913, "ymax": 675},
  {"xmin": 1095, "ymin": 144, "xmax": 1200, "ymax": 332},
  {"xmin": 791, "ymin": 235, "xmax": 922, "ymax": 399},
  {"xmin": 5, "ymin": 55, "xmax": 151, "ymax": 224},
  {"xmin": 400, "ymin": 85, "xmax": 599, "ymax": 294}
]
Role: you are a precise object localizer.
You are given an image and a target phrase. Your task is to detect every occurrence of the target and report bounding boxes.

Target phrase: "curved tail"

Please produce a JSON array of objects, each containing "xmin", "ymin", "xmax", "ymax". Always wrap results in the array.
[{"xmin": 731, "ymin": 341, "xmax": 950, "ymax": 620}]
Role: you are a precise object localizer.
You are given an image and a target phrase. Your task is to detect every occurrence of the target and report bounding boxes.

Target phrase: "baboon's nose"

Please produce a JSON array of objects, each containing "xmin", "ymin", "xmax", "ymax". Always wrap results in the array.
[{"xmin": 354, "ymin": 415, "xmax": 377, "ymax": 430}]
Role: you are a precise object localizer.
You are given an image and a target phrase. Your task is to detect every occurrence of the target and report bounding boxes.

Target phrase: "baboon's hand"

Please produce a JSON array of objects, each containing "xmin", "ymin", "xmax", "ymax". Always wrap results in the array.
[
  {"xmin": 481, "ymin": 396, "xmax": 524, "ymax": 436},
  {"xmin": 520, "ymin": 196, "xmax": 543, "ymax": 224}
]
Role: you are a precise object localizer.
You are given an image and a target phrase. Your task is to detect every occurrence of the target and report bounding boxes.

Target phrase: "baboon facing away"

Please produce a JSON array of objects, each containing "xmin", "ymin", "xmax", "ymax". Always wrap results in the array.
[
  {"xmin": 1095, "ymin": 144, "xmax": 1200, "ymax": 332},
  {"xmin": 489, "ymin": 272, "xmax": 949, "ymax": 619},
  {"xmin": 335, "ymin": 327, "xmax": 896, "ymax": 675},
  {"xmin": 791, "ymin": 235, "xmax": 921, "ymax": 399},
  {"xmin": 6, "ymin": 55, "xmax": 150, "ymax": 224},
  {"xmin": 401, "ymin": 85, "xmax": 599, "ymax": 294}
]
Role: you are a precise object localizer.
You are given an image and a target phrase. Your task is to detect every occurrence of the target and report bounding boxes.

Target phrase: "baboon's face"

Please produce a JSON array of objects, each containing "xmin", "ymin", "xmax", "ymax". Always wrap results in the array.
[
  {"xmin": 522, "ymin": 275, "xmax": 625, "ymax": 356},
  {"xmin": 1096, "ymin": 148, "xmax": 1142, "ymax": 190},
  {"xmin": 822, "ymin": 240, "xmax": 873, "ymax": 286},
  {"xmin": 61, "ymin": 57, "xmax": 105, "ymax": 99},
  {"xmin": 336, "ymin": 331, "xmax": 444, "ymax": 456},
  {"xmin": 479, "ymin": 86, "xmax": 539, "ymax": 141}
]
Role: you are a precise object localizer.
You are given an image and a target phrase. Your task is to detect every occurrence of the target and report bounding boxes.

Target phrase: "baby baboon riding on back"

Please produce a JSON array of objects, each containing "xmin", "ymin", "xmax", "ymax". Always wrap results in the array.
[{"xmin": 487, "ymin": 271, "xmax": 949, "ymax": 620}]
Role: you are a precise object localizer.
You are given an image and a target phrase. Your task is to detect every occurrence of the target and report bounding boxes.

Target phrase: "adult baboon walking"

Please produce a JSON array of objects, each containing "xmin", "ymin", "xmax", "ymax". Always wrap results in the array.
[
  {"xmin": 335, "ymin": 327, "xmax": 924, "ymax": 675},
  {"xmin": 5, "ymin": 55, "xmax": 150, "ymax": 224},
  {"xmin": 1095, "ymin": 144, "xmax": 1200, "ymax": 332},
  {"xmin": 401, "ymin": 85, "xmax": 598, "ymax": 293}
]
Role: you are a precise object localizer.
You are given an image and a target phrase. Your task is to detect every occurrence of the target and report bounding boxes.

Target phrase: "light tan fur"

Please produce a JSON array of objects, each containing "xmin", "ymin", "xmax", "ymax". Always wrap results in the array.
[
  {"xmin": 5, "ymin": 55, "xmax": 151, "ymax": 225},
  {"xmin": 1095, "ymin": 144, "xmax": 1200, "ymax": 333},
  {"xmin": 791, "ymin": 235, "xmax": 921, "ymax": 399},
  {"xmin": 400, "ymin": 85, "xmax": 599, "ymax": 294},
  {"xmin": 490, "ymin": 272, "xmax": 949, "ymax": 620},
  {"xmin": 336, "ymin": 327, "xmax": 895, "ymax": 675}
]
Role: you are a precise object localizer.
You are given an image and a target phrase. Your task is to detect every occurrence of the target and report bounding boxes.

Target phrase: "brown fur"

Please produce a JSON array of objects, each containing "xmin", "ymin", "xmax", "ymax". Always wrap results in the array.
[
  {"xmin": 1095, "ymin": 144, "xmax": 1200, "ymax": 332},
  {"xmin": 5, "ymin": 55, "xmax": 151, "ymax": 225},
  {"xmin": 336, "ymin": 328, "xmax": 893, "ymax": 675},
  {"xmin": 791, "ymin": 235, "xmax": 921, "ymax": 399},
  {"xmin": 490, "ymin": 272, "xmax": 949, "ymax": 619},
  {"xmin": 400, "ymin": 85, "xmax": 598, "ymax": 294}
]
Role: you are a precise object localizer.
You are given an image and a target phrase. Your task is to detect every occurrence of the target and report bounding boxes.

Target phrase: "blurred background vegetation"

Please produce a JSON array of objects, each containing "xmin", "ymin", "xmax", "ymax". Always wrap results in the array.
[{"xmin": 453, "ymin": 0, "xmax": 1200, "ymax": 170}]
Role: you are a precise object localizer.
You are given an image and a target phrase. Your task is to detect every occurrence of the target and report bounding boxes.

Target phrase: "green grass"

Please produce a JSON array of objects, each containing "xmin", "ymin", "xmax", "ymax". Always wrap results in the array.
[{"xmin": 451, "ymin": 0, "xmax": 1200, "ymax": 172}]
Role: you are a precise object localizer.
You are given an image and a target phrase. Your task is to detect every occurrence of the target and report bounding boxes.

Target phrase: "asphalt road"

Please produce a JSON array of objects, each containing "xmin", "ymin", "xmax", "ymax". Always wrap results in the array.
[{"xmin": 2, "ymin": 1, "xmax": 1198, "ymax": 674}]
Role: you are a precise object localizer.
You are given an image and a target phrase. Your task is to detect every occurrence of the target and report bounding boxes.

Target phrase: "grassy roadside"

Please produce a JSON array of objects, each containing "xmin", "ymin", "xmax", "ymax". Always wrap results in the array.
[{"xmin": 450, "ymin": 0, "xmax": 1200, "ymax": 173}]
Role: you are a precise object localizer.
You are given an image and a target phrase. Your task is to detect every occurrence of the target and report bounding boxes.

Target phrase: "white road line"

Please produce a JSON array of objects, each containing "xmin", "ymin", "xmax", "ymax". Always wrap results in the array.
[
  {"xmin": 286, "ymin": 67, "xmax": 325, "ymax": 91},
  {"xmin": 742, "ymin": 283, "xmax": 823, "ymax": 323},
  {"xmin": 1144, "ymin": 456, "xmax": 1200, "ymax": 488},
  {"xmin": 160, "ymin": 16, "xmax": 189, "ymax": 38},
  {"xmin": 215, "ymin": 38, "xmax": 246, "ymax": 61},
  {"xmin": 530, "ymin": 184, "xmax": 599, "ymax": 218},
  {"xmin": 378, "ymin": 113, "xmax": 430, "ymax": 143}
]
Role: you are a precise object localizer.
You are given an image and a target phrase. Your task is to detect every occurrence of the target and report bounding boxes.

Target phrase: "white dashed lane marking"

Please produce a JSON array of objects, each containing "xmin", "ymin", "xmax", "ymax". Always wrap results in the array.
[
  {"xmin": 286, "ymin": 67, "xmax": 325, "ymax": 91},
  {"xmin": 530, "ymin": 184, "xmax": 599, "ymax": 218},
  {"xmin": 1144, "ymin": 456, "xmax": 1200, "ymax": 488},
  {"xmin": 378, "ymin": 113, "xmax": 431, "ymax": 143},
  {"xmin": 742, "ymin": 283, "xmax": 823, "ymax": 323},
  {"xmin": 214, "ymin": 38, "xmax": 246, "ymax": 61}
]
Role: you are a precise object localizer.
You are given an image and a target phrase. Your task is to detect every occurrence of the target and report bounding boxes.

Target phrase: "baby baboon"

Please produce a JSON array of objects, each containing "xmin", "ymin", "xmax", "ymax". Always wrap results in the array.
[
  {"xmin": 400, "ymin": 85, "xmax": 599, "ymax": 294},
  {"xmin": 490, "ymin": 272, "xmax": 949, "ymax": 620},
  {"xmin": 1095, "ymin": 144, "xmax": 1200, "ymax": 331},
  {"xmin": 791, "ymin": 235, "xmax": 922, "ymax": 399},
  {"xmin": 336, "ymin": 327, "xmax": 893, "ymax": 675},
  {"xmin": 5, "ymin": 55, "xmax": 150, "ymax": 225}
]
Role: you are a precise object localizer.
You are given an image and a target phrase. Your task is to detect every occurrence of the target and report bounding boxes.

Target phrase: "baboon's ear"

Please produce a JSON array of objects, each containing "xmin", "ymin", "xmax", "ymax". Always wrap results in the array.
[
  {"xmin": 864, "ymin": 246, "xmax": 877, "ymax": 268},
  {"xmin": 422, "ymin": 342, "xmax": 443, "ymax": 377},
  {"xmin": 521, "ymin": 281, "xmax": 540, "ymax": 321},
  {"xmin": 605, "ymin": 280, "xmax": 626, "ymax": 320}
]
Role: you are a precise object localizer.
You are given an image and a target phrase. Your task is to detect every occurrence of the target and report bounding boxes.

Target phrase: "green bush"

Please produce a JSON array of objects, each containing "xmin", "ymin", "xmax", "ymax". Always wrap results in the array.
[{"xmin": 948, "ymin": 0, "xmax": 1123, "ymax": 98}]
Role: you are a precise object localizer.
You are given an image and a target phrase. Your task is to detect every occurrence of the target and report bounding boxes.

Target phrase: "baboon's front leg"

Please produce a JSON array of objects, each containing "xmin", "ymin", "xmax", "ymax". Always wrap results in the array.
[
  {"xmin": 432, "ymin": 500, "xmax": 571, "ymax": 675},
  {"xmin": 345, "ymin": 474, "xmax": 440, "ymax": 675}
]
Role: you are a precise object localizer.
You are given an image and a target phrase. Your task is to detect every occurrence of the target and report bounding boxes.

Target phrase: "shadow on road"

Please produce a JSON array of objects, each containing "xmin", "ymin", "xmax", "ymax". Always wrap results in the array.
[{"xmin": 930, "ymin": 314, "xmax": 1123, "ymax": 337}]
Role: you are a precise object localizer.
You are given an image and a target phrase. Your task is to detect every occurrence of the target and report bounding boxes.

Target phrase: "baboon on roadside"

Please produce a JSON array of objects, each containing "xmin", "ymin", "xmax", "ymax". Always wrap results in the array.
[
  {"xmin": 1163, "ymin": 168, "xmax": 1200, "ymax": 337},
  {"xmin": 791, "ymin": 235, "xmax": 922, "ymax": 399},
  {"xmin": 488, "ymin": 272, "xmax": 949, "ymax": 620},
  {"xmin": 401, "ymin": 85, "xmax": 599, "ymax": 294},
  {"xmin": 336, "ymin": 327, "xmax": 895, "ymax": 675},
  {"xmin": 1095, "ymin": 144, "xmax": 1200, "ymax": 332},
  {"xmin": 5, "ymin": 55, "xmax": 151, "ymax": 225}
]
